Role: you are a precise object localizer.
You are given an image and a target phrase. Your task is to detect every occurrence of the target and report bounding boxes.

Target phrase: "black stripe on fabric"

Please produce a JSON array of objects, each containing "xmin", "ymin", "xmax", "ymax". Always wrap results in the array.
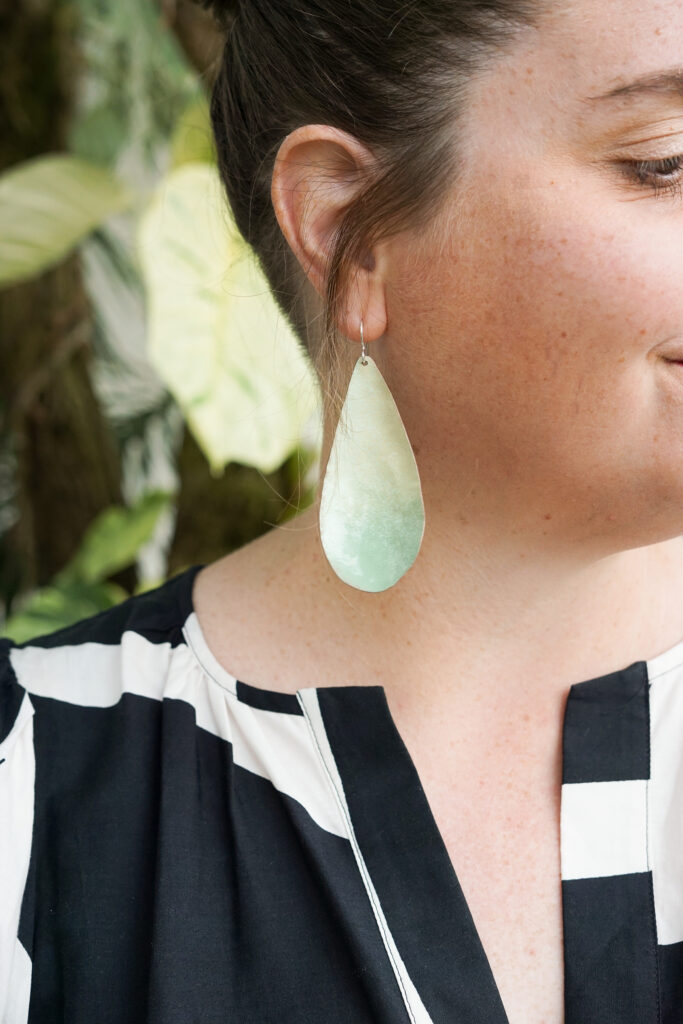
[
  {"xmin": 25, "ymin": 690, "xmax": 410, "ymax": 1023},
  {"xmin": 562, "ymin": 661, "xmax": 650, "ymax": 783},
  {"xmin": 0, "ymin": 636, "xmax": 24, "ymax": 745},
  {"xmin": 657, "ymin": 941, "xmax": 683, "ymax": 1023},
  {"xmin": 562, "ymin": 873, "xmax": 660, "ymax": 1023},
  {"xmin": 13, "ymin": 563, "xmax": 205, "ymax": 652},
  {"xmin": 235, "ymin": 679, "xmax": 303, "ymax": 715},
  {"xmin": 560, "ymin": 663, "xmax": 660, "ymax": 1022},
  {"xmin": 317, "ymin": 685, "xmax": 509, "ymax": 1024}
]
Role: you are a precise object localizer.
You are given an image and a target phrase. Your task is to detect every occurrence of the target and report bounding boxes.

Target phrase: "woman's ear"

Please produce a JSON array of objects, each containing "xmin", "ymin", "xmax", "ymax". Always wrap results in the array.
[{"xmin": 270, "ymin": 124, "xmax": 387, "ymax": 342}]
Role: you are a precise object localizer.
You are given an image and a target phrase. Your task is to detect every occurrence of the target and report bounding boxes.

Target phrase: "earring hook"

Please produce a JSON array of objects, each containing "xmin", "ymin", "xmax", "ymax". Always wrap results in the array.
[{"xmin": 360, "ymin": 317, "xmax": 368, "ymax": 365}]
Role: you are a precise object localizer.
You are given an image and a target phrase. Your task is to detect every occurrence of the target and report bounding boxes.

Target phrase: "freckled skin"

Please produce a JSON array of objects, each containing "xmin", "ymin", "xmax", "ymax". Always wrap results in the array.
[{"xmin": 379, "ymin": 0, "xmax": 683, "ymax": 556}]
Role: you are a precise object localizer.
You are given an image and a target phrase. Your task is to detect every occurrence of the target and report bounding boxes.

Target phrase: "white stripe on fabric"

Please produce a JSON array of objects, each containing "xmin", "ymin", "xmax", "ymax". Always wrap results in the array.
[
  {"xmin": 647, "ymin": 639, "xmax": 683, "ymax": 684},
  {"xmin": 560, "ymin": 779, "xmax": 648, "ymax": 880},
  {"xmin": 648, "ymin": 652, "xmax": 683, "ymax": 945},
  {"xmin": 2, "ymin": 940, "xmax": 32, "ymax": 1024},
  {"xmin": 9, "ymin": 631, "xmax": 347, "ymax": 840},
  {"xmin": 0, "ymin": 691, "xmax": 35, "ymax": 1024},
  {"xmin": 297, "ymin": 686, "xmax": 434, "ymax": 1024}
]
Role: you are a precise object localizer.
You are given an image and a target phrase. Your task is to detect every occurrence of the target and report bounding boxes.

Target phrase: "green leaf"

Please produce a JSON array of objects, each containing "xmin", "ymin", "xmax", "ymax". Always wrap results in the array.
[
  {"xmin": 0, "ymin": 154, "xmax": 134, "ymax": 287},
  {"xmin": 1, "ymin": 580, "xmax": 129, "ymax": 644},
  {"xmin": 136, "ymin": 162, "xmax": 321, "ymax": 475},
  {"xmin": 56, "ymin": 489, "xmax": 173, "ymax": 586}
]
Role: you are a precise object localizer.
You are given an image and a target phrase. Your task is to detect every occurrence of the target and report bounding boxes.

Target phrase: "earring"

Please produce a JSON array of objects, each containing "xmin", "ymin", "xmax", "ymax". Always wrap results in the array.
[{"xmin": 318, "ymin": 318, "xmax": 425, "ymax": 592}]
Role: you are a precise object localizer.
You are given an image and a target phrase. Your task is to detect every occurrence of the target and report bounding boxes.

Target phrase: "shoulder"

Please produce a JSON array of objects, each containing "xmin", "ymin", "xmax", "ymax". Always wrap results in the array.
[
  {"xmin": 14, "ymin": 562, "xmax": 202, "ymax": 652},
  {"xmin": 0, "ymin": 564, "xmax": 203, "ymax": 738}
]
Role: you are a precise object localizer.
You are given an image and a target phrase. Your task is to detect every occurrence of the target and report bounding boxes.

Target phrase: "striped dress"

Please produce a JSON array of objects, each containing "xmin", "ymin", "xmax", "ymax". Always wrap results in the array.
[{"xmin": 1, "ymin": 562, "xmax": 682, "ymax": 1023}]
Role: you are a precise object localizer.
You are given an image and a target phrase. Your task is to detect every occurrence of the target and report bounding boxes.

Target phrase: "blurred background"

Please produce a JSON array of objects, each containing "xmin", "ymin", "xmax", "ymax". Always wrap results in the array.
[{"xmin": 0, "ymin": 0, "xmax": 322, "ymax": 642}]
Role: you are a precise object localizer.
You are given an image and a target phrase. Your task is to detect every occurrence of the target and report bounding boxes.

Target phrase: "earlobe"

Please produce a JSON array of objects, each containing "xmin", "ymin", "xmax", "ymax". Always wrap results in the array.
[{"xmin": 270, "ymin": 123, "xmax": 387, "ymax": 342}]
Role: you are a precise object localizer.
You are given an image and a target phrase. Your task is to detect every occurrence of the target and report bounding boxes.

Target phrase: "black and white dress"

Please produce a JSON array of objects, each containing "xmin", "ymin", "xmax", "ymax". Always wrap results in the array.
[{"xmin": 1, "ymin": 562, "xmax": 682, "ymax": 1023}]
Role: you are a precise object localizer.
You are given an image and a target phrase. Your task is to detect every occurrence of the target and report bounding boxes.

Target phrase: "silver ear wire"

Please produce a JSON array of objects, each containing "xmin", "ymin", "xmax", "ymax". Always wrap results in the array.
[{"xmin": 360, "ymin": 317, "xmax": 368, "ymax": 365}]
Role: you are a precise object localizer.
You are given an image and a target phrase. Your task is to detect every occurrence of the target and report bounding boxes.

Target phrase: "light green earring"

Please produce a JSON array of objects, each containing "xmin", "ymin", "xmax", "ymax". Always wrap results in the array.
[{"xmin": 318, "ymin": 318, "xmax": 425, "ymax": 592}]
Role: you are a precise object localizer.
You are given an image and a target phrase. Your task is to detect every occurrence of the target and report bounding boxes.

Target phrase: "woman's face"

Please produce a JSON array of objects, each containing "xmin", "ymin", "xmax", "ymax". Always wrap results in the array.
[{"xmin": 385, "ymin": 0, "xmax": 683, "ymax": 552}]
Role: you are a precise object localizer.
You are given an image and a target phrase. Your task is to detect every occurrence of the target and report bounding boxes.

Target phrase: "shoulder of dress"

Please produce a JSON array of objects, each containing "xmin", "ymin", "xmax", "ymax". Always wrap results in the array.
[{"xmin": 2, "ymin": 565, "xmax": 203, "ymax": 709}]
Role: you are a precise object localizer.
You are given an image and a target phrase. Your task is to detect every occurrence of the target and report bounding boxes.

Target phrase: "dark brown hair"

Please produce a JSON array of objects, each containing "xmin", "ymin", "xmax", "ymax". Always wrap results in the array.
[{"xmin": 204, "ymin": 0, "xmax": 542, "ymax": 430}]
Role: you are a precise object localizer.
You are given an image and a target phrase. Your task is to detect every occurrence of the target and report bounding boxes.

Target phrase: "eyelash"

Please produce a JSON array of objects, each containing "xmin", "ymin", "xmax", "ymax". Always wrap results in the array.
[{"xmin": 624, "ymin": 155, "xmax": 683, "ymax": 200}]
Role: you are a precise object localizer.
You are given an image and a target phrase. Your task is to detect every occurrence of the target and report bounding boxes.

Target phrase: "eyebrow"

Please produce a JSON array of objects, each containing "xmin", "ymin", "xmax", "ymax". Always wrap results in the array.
[{"xmin": 585, "ymin": 66, "xmax": 683, "ymax": 104}]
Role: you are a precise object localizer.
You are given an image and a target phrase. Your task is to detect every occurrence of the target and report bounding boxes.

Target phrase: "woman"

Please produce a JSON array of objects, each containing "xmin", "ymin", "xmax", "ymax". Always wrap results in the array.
[{"xmin": 3, "ymin": 0, "xmax": 683, "ymax": 1021}]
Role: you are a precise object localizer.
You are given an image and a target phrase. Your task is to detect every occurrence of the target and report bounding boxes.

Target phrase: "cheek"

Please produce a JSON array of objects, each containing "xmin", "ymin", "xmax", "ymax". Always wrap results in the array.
[
  {"xmin": 412, "ymin": 186, "xmax": 683, "ymax": 527},
  {"xmin": 446, "ymin": 187, "xmax": 682, "ymax": 429}
]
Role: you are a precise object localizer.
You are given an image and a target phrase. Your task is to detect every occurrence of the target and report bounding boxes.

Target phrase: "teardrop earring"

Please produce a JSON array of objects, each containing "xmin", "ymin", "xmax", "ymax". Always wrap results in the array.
[{"xmin": 318, "ymin": 318, "xmax": 425, "ymax": 592}]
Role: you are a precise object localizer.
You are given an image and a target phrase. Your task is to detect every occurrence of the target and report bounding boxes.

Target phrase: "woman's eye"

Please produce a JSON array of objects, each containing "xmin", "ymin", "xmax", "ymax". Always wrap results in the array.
[{"xmin": 623, "ymin": 155, "xmax": 683, "ymax": 200}]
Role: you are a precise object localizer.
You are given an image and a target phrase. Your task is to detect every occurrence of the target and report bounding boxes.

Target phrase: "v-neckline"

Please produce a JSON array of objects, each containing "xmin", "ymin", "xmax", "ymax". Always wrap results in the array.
[
  {"xmin": 314, "ymin": 667, "xmax": 665, "ymax": 1024},
  {"xmin": 314, "ymin": 683, "xmax": 512, "ymax": 1023},
  {"xmin": 179, "ymin": 561, "xmax": 679, "ymax": 1024}
]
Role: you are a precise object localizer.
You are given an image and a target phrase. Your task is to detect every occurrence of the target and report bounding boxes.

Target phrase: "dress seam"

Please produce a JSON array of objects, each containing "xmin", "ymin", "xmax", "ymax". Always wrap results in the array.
[
  {"xmin": 181, "ymin": 622, "xmax": 239, "ymax": 700},
  {"xmin": 296, "ymin": 690, "xmax": 417, "ymax": 1024}
]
